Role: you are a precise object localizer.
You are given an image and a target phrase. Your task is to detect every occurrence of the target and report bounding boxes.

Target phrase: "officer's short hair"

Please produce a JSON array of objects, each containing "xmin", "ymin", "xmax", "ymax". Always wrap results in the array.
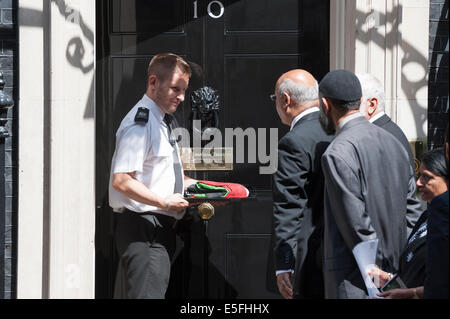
[{"xmin": 147, "ymin": 53, "xmax": 192, "ymax": 83}]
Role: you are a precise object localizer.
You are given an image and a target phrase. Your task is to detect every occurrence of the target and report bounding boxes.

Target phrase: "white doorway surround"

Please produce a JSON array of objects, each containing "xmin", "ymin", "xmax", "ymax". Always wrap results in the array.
[
  {"xmin": 331, "ymin": 0, "xmax": 429, "ymax": 142},
  {"xmin": 17, "ymin": 0, "xmax": 95, "ymax": 299}
]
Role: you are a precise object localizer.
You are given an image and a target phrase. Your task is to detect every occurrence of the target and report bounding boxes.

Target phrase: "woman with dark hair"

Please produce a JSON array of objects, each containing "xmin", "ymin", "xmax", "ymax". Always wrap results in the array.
[
  {"xmin": 425, "ymin": 125, "xmax": 449, "ymax": 299},
  {"xmin": 369, "ymin": 148, "xmax": 448, "ymax": 299}
]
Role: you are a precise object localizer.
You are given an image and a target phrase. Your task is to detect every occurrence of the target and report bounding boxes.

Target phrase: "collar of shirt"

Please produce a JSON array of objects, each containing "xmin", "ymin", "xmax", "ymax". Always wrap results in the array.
[
  {"xmin": 142, "ymin": 94, "xmax": 166, "ymax": 125},
  {"xmin": 109, "ymin": 94, "xmax": 184, "ymax": 219},
  {"xmin": 337, "ymin": 112, "xmax": 364, "ymax": 134},
  {"xmin": 290, "ymin": 106, "xmax": 320, "ymax": 131},
  {"xmin": 369, "ymin": 111, "xmax": 385, "ymax": 123}
]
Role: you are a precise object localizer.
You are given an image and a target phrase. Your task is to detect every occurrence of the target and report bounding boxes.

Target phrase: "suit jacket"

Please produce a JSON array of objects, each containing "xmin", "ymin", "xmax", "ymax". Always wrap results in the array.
[
  {"xmin": 373, "ymin": 114, "xmax": 422, "ymax": 237},
  {"xmin": 272, "ymin": 111, "xmax": 333, "ymax": 298},
  {"xmin": 321, "ymin": 116, "xmax": 417, "ymax": 299},
  {"xmin": 424, "ymin": 191, "xmax": 449, "ymax": 299},
  {"xmin": 373, "ymin": 114, "xmax": 415, "ymax": 172}
]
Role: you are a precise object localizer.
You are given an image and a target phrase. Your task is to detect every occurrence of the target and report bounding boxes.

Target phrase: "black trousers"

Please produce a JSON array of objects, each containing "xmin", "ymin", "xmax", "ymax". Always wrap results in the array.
[{"xmin": 113, "ymin": 210, "xmax": 177, "ymax": 299}]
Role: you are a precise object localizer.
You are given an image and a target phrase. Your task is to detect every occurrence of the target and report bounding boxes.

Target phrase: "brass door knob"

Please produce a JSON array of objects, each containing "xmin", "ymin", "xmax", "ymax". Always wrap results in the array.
[{"xmin": 198, "ymin": 202, "xmax": 215, "ymax": 220}]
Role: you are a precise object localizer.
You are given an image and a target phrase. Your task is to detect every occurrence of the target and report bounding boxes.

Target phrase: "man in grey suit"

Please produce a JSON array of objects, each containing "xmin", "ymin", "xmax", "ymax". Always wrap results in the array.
[
  {"xmin": 357, "ymin": 73, "xmax": 422, "ymax": 236},
  {"xmin": 318, "ymin": 70, "xmax": 419, "ymax": 298}
]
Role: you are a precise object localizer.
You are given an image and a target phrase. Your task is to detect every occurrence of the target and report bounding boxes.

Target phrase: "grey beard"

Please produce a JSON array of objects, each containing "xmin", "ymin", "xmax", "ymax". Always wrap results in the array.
[{"xmin": 319, "ymin": 107, "xmax": 336, "ymax": 135}]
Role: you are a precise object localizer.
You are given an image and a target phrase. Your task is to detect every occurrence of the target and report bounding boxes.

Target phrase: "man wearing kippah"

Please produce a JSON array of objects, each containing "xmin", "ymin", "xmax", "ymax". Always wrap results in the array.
[{"xmin": 318, "ymin": 70, "xmax": 419, "ymax": 299}]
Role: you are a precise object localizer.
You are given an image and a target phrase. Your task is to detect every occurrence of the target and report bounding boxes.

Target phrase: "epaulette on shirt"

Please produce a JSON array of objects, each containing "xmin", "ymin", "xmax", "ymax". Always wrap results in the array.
[{"xmin": 134, "ymin": 107, "xmax": 149, "ymax": 124}]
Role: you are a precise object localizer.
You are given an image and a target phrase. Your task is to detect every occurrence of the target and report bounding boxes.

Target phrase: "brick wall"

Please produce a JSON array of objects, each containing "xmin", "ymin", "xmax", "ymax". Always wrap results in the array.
[
  {"xmin": 0, "ymin": 0, "xmax": 17, "ymax": 299},
  {"xmin": 429, "ymin": 0, "xmax": 449, "ymax": 149}
]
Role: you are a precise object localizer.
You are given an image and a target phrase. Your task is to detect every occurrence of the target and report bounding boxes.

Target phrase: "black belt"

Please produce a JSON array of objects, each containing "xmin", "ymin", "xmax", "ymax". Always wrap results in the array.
[{"xmin": 122, "ymin": 208, "xmax": 178, "ymax": 229}]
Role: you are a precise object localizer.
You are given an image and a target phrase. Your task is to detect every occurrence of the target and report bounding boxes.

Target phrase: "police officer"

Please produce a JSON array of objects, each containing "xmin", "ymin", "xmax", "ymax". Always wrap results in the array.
[{"xmin": 109, "ymin": 53, "xmax": 197, "ymax": 299}]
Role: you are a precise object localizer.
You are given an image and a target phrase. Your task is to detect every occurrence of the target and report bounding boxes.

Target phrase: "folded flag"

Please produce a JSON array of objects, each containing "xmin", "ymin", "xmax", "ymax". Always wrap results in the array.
[{"xmin": 185, "ymin": 180, "xmax": 249, "ymax": 199}]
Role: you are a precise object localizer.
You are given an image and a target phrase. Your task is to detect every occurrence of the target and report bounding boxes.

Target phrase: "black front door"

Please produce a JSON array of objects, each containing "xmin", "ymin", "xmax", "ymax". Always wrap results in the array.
[{"xmin": 96, "ymin": 0, "xmax": 329, "ymax": 298}]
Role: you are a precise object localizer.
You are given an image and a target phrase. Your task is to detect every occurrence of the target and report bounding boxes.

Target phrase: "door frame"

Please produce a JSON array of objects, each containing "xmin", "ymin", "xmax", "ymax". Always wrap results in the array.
[{"xmin": 17, "ymin": 0, "xmax": 96, "ymax": 298}]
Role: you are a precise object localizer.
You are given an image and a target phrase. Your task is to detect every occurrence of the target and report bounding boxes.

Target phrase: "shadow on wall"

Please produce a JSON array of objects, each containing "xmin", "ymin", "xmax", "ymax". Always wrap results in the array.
[
  {"xmin": 19, "ymin": 0, "xmax": 95, "ymax": 118},
  {"xmin": 355, "ymin": 5, "xmax": 430, "ymax": 145}
]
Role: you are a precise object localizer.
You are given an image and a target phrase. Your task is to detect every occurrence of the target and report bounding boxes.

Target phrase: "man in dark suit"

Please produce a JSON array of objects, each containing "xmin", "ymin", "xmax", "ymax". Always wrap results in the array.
[
  {"xmin": 318, "ymin": 70, "xmax": 419, "ymax": 298},
  {"xmin": 271, "ymin": 69, "xmax": 333, "ymax": 299},
  {"xmin": 356, "ymin": 73, "xmax": 415, "ymax": 172},
  {"xmin": 357, "ymin": 73, "xmax": 422, "ymax": 237}
]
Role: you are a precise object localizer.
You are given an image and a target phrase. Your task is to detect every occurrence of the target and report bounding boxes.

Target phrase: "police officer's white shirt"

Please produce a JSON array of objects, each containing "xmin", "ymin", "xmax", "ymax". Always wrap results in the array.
[{"xmin": 108, "ymin": 94, "xmax": 185, "ymax": 219}]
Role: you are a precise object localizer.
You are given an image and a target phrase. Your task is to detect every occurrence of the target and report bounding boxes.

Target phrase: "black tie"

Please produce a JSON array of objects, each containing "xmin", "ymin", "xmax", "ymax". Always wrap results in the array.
[{"xmin": 164, "ymin": 114, "xmax": 183, "ymax": 194}]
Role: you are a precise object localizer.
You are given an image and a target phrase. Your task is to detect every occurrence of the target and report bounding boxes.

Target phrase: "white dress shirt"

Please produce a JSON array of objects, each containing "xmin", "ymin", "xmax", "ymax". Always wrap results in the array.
[
  {"xmin": 369, "ymin": 111, "xmax": 385, "ymax": 123},
  {"xmin": 290, "ymin": 107, "xmax": 320, "ymax": 131},
  {"xmin": 108, "ymin": 94, "xmax": 185, "ymax": 219}
]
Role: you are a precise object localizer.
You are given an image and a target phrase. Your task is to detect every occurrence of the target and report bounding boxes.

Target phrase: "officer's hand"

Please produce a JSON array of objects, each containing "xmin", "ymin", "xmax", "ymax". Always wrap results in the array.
[
  {"xmin": 165, "ymin": 194, "xmax": 189, "ymax": 212},
  {"xmin": 276, "ymin": 272, "xmax": 293, "ymax": 299}
]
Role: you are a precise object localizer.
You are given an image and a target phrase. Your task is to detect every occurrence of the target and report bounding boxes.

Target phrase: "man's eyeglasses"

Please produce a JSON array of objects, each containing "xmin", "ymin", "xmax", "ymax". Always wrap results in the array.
[{"xmin": 270, "ymin": 93, "xmax": 276, "ymax": 102}]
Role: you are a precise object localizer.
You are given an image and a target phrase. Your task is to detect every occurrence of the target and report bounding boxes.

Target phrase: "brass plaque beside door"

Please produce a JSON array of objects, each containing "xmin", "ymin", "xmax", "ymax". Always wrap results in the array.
[{"xmin": 181, "ymin": 147, "xmax": 233, "ymax": 171}]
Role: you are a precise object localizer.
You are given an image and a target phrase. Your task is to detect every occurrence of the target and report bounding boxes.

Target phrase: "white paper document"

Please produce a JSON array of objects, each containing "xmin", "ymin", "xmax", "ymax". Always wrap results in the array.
[{"xmin": 352, "ymin": 239, "xmax": 381, "ymax": 298}]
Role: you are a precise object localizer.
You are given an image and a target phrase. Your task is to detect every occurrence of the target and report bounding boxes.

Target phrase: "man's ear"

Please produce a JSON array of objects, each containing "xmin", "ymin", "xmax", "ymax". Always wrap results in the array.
[
  {"xmin": 147, "ymin": 74, "xmax": 158, "ymax": 90},
  {"xmin": 321, "ymin": 97, "xmax": 330, "ymax": 114},
  {"xmin": 282, "ymin": 92, "xmax": 291, "ymax": 109},
  {"xmin": 367, "ymin": 97, "xmax": 378, "ymax": 117}
]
